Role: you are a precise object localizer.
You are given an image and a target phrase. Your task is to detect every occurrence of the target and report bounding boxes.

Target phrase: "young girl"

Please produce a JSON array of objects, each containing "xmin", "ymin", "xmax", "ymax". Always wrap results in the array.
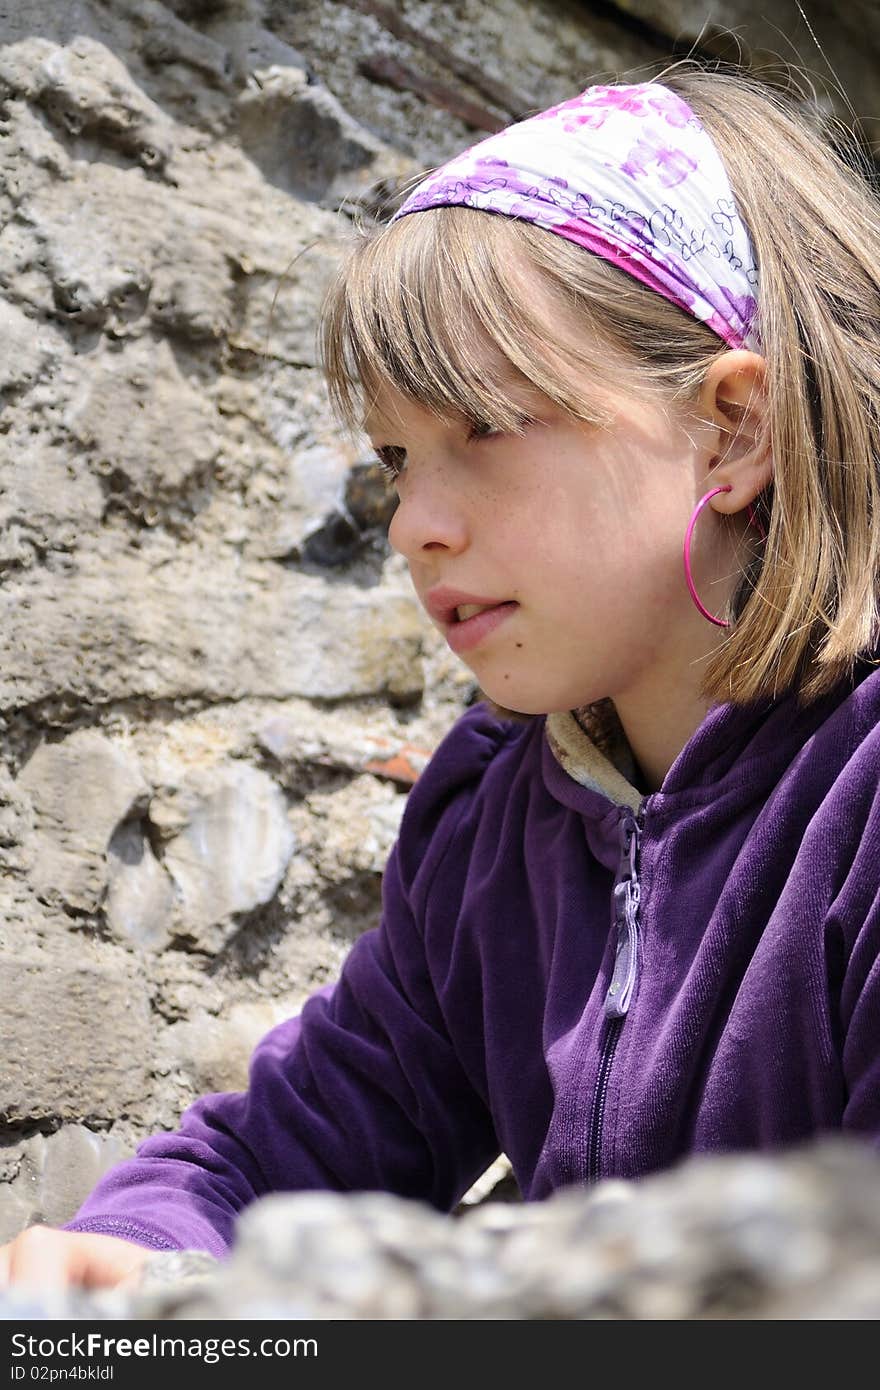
[{"xmin": 3, "ymin": 58, "xmax": 880, "ymax": 1291}]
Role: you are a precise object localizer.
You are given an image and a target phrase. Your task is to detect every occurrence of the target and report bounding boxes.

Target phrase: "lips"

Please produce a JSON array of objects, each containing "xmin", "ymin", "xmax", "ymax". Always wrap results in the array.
[
  {"xmin": 444, "ymin": 600, "xmax": 519, "ymax": 654},
  {"xmin": 456, "ymin": 602, "xmax": 496, "ymax": 622},
  {"xmin": 425, "ymin": 586, "xmax": 517, "ymax": 628}
]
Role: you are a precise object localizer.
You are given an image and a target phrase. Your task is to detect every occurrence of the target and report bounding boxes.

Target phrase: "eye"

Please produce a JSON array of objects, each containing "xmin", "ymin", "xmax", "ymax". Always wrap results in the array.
[
  {"xmin": 371, "ymin": 415, "xmax": 535, "ymax": 480},
  {"xmin": 467, "ymin": 419, "xmax": 500, "ymax": 442},
  {"xmin": 373, "ymin": 445, "xmax": 406, "ymax": 481},
  {"xmin": 467, "ymin": 414, "xmax": 535, "ymax": 443}
]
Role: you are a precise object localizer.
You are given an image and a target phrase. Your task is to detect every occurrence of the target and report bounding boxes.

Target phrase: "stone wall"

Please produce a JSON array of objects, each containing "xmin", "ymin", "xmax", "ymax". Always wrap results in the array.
[
  {"xmin": 1, "ymin": 0, "xmax": 878, "ymax": 1240},
  {"xmin": 5, "ymin": 1137, "xmax": 880, "ymax": 1319}
]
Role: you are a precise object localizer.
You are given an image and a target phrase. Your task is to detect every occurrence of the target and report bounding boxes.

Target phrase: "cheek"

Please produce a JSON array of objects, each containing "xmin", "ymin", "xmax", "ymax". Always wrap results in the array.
[
  {"xmin": 529, "ymin": 476, "xmax": 625, "ymax": 571},
  {"xmin": 537, "ymin": 500, "xmax": 685, "ymax": 617}
]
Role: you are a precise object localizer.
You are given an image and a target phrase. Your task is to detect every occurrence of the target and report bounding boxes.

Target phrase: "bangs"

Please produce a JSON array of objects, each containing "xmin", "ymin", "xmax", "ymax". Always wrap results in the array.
[{"xmin": 319, "ymin": 207, "xmax": 617, "ymax": 438}]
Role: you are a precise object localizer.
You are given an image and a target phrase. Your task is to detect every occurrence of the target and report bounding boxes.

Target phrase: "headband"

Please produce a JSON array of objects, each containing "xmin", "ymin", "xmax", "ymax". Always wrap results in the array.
[{"xmin": 391, "ymin": 81, "xmax": 761, "ymax": 353}]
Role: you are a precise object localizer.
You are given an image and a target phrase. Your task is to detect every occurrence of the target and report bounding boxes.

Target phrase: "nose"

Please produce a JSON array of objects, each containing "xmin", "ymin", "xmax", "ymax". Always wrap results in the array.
[{"xmin": 387, "ymin": 470, "xmax": 469, "ymax": 562}]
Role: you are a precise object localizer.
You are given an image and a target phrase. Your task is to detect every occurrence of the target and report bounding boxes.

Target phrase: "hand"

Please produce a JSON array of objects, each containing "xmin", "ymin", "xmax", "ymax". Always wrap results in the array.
[{"xmin": 0, "ymin": 1226, "xmax": 153, "ymax": 1290}]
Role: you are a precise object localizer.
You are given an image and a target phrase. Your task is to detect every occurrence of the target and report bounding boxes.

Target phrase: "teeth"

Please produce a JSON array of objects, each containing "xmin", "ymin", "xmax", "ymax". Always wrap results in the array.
[{"xmin": 456, "ymin": 603, "xmax": 494, "ymax": 622}]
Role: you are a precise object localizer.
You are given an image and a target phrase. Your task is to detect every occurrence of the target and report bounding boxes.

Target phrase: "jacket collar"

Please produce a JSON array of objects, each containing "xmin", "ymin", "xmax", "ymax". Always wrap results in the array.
[
  {"xmin": 543, "ymin": 640, "xmax": 880, "ymax": 820},
  {"xmin": 544, "ymin": 710, "xmax": 644, "ymax": 812}
]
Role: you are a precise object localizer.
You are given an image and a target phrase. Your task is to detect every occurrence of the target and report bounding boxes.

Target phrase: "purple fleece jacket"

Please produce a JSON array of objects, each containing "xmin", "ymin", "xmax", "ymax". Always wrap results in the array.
[{"xmin": 66, "ymin": 651, "xmax": 880, "ymax": 1257}]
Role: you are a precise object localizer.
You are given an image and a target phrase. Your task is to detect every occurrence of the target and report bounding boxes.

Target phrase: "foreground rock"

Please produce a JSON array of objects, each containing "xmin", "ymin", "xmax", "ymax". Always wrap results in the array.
[{"xmin": 3, "ymin": 1138, "xmax": 880, "ymax": 1320}]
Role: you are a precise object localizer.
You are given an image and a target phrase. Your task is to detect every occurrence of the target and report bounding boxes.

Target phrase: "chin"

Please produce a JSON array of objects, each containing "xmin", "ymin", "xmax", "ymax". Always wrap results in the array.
[
  {"xmin": 478, "ymin": 697, "xmax": 535, "ymax": 724},
  {"xmin": 475, "ymin": 683, "xmax": 571, "ymax": 720}
]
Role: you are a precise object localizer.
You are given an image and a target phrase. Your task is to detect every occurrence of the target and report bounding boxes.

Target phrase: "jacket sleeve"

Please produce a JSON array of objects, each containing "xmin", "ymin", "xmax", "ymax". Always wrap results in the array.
[{"xmin": 63, "ymin": 706, "xmax": 512, "ymax": 1257}]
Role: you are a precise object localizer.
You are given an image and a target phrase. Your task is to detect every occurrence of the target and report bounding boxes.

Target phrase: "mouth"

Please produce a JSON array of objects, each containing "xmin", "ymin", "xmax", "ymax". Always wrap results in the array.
[
  {"xmin": 443, "ymin": 600, "xmax": 519, "ymax": 654},
  {"xmin": 425, "ymin": 587, "xmax": 519, "ymax": 628},
  {"xmin": 453, "ymin": 602, "xmax": 508, "ymax": 623}
]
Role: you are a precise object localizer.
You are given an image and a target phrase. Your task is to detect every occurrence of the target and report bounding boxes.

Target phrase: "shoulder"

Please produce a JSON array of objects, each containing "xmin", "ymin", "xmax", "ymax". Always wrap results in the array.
[
  {"xmin": 828, "ymin": 675, "xmax": 880, "ymax": 844},
  {"xmin": 783, "ymin": 669, "xmax": 880, "ymax": 921},
  {"xmin": 813, "ymin": 680, "xmax": 880, "ymax": 955},
  {"xmin": 393, "ymin": 702, "xmax": 540, "ymax": 893},
  {"xmin": 805, "ymin": 665, "xmax": 880, "ymax": 808}
]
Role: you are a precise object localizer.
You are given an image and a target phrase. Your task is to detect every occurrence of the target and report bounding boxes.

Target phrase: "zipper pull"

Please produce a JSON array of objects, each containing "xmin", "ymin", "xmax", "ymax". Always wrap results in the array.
[
  {"xmin": 605, "ymin": 878, "xmax": 640, "ymax": 1017},
  {"xmin": 604, "ymin": 813, "xmax": 642, "ymax": 1019}
]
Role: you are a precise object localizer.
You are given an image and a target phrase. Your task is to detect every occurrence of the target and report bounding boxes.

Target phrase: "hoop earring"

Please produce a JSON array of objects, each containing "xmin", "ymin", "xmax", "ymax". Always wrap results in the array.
[{"xmin": 684, "ymin": 485, "xmax": 767, "ymax": 628}]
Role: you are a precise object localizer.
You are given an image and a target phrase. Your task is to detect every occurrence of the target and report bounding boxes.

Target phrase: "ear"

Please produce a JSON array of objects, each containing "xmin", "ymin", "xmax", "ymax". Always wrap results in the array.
[{"xmin": 697, "ymin": 349, "xmax": 773, "ymax": 514}]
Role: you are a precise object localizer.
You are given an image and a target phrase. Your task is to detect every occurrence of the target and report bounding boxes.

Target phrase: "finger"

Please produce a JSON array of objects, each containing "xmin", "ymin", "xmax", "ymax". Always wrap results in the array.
[
  {"xmin": 4, "ymin": 1228, "xmax": 74, "ymax": 1289},
  {"xmin": 74, "ymin": 1239, "xmax": 152, "ymax": 1290}
]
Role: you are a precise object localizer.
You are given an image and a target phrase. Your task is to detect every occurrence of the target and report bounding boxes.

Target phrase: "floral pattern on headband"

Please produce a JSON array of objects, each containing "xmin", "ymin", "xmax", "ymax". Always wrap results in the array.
[
  {"xmin": 391, "ymin": 80, "xmax": 761, "ymax": 353},
  {"xmin": 531, "ymin": 84, "xmax": 696, "ymax": 133}
]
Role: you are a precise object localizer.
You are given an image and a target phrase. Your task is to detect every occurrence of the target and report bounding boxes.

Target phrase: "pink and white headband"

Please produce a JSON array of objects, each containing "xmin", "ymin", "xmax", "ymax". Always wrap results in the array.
[{"xmin": 391, "ymin": 81, "xmax": 761, "ymax": 353}]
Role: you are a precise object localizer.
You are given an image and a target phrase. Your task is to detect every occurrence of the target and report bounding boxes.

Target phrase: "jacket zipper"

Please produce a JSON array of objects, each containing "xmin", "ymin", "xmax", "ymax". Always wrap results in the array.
[{"xmin": 586, "ymin": 805, "xmax": 644, "ymax": 1184}]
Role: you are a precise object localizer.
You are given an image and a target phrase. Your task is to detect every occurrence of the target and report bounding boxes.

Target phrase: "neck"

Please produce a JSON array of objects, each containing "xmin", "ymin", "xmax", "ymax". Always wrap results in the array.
[{"xmin": 611, "ymin": 679, "xmax": 715, "ymax": 795}]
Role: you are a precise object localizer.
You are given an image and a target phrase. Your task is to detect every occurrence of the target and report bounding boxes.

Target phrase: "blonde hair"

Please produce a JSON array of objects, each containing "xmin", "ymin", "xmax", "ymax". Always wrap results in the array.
[{"xmin": 319, "ymin": 59, "xmax": 880, "ymax": 742}]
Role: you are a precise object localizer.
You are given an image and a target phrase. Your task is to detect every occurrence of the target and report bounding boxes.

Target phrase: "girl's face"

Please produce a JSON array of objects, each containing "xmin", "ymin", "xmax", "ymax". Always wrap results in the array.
[{"xmin": 366, "ymin": 367, "xmax": 732, "ymax": 718}]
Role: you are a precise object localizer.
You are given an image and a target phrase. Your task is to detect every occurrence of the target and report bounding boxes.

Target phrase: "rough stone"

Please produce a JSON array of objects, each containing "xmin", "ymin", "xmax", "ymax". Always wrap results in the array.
[
  {"xmin": 294, "ymin": 773, "xmax": 403, "ymax": 879},
  {"xmin": 120, "ymin": 1136, "xmax": 880, "ymax": 1320},
  {"xmin": 257, "ymin": 704, "xmax": 435, "ymax": 787},
  {"xmin": 65, "ymin": 338, "xmax": 220, "ymax": 506},
  {"xmin": 288, "ymin": 773, "xmax": 404, "ymax": 940},
  {"xmin": 0, "ymin": 940, "xmax": 152, "ymax": 1126},
  {"xmin": 204, "ymin": 18, "xmax": 308, "ymax": 85},
  {"xmin": 0, "ymin": 1126, "xmax": 129, "ymax": 1244},
  {"xmin": 150, "ymin": 760, "xmax": 296, "ymax": 953},
  {"xmin": 0, "ymin": 301, "xmax": 62, "ymax": 398},
  {"xmin": 220, "ymin": 210, "xmax": 349, "ymax": 369},
  {"xmin": 4, "ymin": 1138, "xmax": 880, "ymax": 1320},
  {"xmin": 0, "ymin": 35, "xmax": 176, "ymax": 173},
  {"xmin": 15, "ymin": 730, "xmax": 149, "ymax": 912},
  {"xmin": 17, "ymin": 147, "xmax": 340, "ymax": 353},
  {"xmin": 0, "ymin": 762, "xmax": 34, "ymax": 879},
  {"xmin": 244, "ymin": 445, "xmax": 359, "ymax": 565},
  {"xmin": 0, "ymin": 556, "xmax": 426, "ymax": 710},
  {"xmin": 153, "ymin": 998, "xmax": 290, "ymax": 1094},
  {"xmin": 120, "ymin": 0, "xmax": 233, "ymax": 86},
  {"xmin": 0, "ymin": 433, "xmax": 105, "ymax": 574},
  {"xmin": 236, "ymin": 65, "xmax": 386, "ymax": 201},
  {"xmin": 105, "ymin": 817, "xmax": 176, "ymax": 951},
  {"xmin": 268, "ymin": 0, "xmax": 665, "ymax": 169}
]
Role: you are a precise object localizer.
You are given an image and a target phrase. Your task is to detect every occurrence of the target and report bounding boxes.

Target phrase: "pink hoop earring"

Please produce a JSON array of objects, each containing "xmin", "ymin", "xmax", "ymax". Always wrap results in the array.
[{"xmin": 684, "ymin": 485, "xmax": 768, "ymax": 628}]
